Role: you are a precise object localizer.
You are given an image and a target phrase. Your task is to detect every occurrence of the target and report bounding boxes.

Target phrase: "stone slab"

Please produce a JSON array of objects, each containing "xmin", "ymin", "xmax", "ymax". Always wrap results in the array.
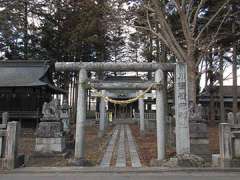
[
  {"xmin": 35, "ymin": 137, "xmax": 65, "ymax": 153},
  {"xmin": 191, "ymin": 139, "xmax": 209, "ymax": 145},
  {"xmin": 100, "ymin": 126, "xmax": 119, "ymax": 167},
  {"xmin": 36, "ymin": 137, "xmax": 65, "ymax": 144},
  {"xmin": 116, "ymin": 125, "xmax": 126, "ymax": 167},
  {"xmin": 126, "ymin": 125, "xmax": 142, "ymax": 167},
  {"xmin": 190, "ymin": 123, "xmax": 208, "ymax": 138},
  {"xmin": 190, "ymin": 144, "xmax": 211, "ymax": 157}
]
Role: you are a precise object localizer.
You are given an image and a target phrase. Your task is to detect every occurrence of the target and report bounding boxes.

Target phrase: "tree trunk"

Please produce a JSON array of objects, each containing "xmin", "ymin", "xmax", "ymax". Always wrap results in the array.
[
  {"xmin": 219, "ymin": 51, "xmax": 225, "ymax": 123},
  {"xmin": 148, "ymin": 34, "xmax": 153, "ymax": 80},
  {"xmin": 23, "ymin": 0, "xmax": 28, "ymax": 60},
  {"xmin": 209, "ymin": 54, "xmax": 215, "ymax": 126},
  {"xmin": 232, "ymin": 23, "xmax": 238, "ymax": 124}
]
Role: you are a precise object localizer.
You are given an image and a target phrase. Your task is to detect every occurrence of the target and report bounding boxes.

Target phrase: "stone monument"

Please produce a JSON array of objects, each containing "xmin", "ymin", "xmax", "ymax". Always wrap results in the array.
[
  {"xmin": 189, "ymin": 103, "xmax": 210, "ymax": 160},
  {"xmin": 35, "ymin": 99, "xmax": 66, "ymax": 154}
]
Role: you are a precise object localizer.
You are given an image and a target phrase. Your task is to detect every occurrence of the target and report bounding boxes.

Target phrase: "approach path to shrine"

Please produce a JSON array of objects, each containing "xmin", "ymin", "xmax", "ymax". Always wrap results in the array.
[{"xmin": 100, "ymin": 124, "xmax": 142, "ymax": 168}]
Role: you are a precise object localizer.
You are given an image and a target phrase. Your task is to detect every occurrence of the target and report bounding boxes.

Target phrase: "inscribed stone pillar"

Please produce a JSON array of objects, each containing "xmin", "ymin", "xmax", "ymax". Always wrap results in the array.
[
  {"xmin": 175, "ymin": 63, "xmax": 190, "ymax": 154},
  {"xmin": 139, "ymin": 90, "xmax": 145, "ymax": 135},
  {"xmin": 155, "ymin": 69, "xmax": 166, "ymax": 160},
  {"xmin": 74, "ymin": 69, "xmax": 87, "ymax": 160},
  {"xmin": 99, "ymin": 90, "xmax": 106, "ymax": 137}
]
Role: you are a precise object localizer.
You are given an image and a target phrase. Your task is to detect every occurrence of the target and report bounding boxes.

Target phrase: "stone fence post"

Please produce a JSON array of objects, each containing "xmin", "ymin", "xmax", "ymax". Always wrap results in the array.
[
  {"xmin": 219, "ymin": 123, "xmax": 232, "ymax": 167},
  {"xmin": 3, "ymin": 121, "xmax": 19, "ymax": 169}
]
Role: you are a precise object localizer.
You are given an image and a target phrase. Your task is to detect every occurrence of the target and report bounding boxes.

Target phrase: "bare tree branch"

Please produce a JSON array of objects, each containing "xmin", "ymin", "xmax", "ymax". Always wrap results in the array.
[
  {"xmin": 192, "ymin": 0, "xmax": 206, "ymax": 33},
  {"xmin": 195, "ymin": 0, "xmax": 230, "ymax": 41},
  {"xmin": 151, "ymin": 0, "xmax": 186, "ymax": 61},
  {"xmin": 202, "ymin": 8, "xmax": 231, "ymax": 53}
]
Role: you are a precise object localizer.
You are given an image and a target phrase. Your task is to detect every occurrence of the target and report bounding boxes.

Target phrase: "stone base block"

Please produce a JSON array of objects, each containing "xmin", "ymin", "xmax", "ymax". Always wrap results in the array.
[
  {"xmin": 190, "ymin": 123, "xmax": 208, "ymax": 138},
  {"xmin": 36, "ymin": 121, "xmax": 63, "ymax": 138},
  {"xmin": 191, "ymin": 138, "xmax": 211, "ymax": 161},
  {"xmin": 35, "ymin": 137, "xmax": 65, "ymax": 153}
]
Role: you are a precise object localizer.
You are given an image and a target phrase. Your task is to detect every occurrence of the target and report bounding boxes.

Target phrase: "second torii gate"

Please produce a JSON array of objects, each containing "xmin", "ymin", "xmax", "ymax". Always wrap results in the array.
[{"xmin": 55, "ymin": 62, "xmax": 190, "ymax": 164}]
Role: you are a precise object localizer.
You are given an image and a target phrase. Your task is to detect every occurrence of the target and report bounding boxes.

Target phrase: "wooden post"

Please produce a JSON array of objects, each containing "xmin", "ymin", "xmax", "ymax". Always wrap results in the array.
[
  {"xmin": 4, "ymin": 121, "xmax": 19, "ymax": 169},
  {"xmin": 175, "ymin": 63, "xmax": 190, "ymax": 154},
  {"xmin": 139, "ymin": 90, "xmax": 145, "ymax": 135},
  {"xmin": 2, "ymin": 112, "xmax": 8, "ymax": 124},
  {"xmin": 74, "ymin": 69, "xmax": 87, "ymax": 162},
  {"xmin": 0, "ymin": 112, "xmax": 8, "ymax": 158},
  {"xmin": 99, "ymin": 90, "xmax": 106, "ymax": 137},
  {"xmin": 155, "ymin": 69, "xmax": 166, "ymax": 160}
]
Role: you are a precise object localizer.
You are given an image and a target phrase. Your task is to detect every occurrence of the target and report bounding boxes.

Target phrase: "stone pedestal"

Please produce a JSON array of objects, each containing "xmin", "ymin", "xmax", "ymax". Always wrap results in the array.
[
  {"xmin": 190, "ymin": 122, "xmax": 210, "ymax": 160},
  {"xmin": 35, "ymin": 121, "xmax": 65, "ymax": 154},
  {"xmin": 35, "ymin": 138, "xmax": 65, "ymax": 153},
  {"xmin": 188, "ymin": 104, "xmax": 210, "ymax": 161}
]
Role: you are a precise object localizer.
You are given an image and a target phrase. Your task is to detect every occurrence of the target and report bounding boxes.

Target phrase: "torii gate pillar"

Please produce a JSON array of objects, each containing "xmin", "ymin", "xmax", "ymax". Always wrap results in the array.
[
  {"xmin": 98, "ymin": 90, "xmax": 106, "ymax": 137},
  {"xmin": 139, "ymin": 90, "xmax": 145, "ymax": 136},
  {"xmin": 155, "ymin": 69, "xmax": 166, "ymax": 160},
  {"xmin": 74, "ymin": 68, "xmax": 87, "ymax": 163}
]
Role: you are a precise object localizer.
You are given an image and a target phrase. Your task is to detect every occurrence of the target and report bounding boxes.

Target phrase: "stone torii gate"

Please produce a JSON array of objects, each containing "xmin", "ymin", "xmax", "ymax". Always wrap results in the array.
[{"xmin": 55, "ymin": 62, "xmax": 190, "ymax": 164}]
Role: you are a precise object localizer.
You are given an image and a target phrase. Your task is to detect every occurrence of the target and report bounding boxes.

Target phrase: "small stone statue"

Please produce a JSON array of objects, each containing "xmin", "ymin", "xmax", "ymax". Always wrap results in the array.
[
  {"xmin": 36, "ymin": 98, "xmax": 65, "ymax": 153},
  {"xmin": 189, "ymin": 103, "xmax": 206, "ymax": 123},
  {"xmin": 42, "ymin": 99, "xmax": 60, "ymax": 120}
]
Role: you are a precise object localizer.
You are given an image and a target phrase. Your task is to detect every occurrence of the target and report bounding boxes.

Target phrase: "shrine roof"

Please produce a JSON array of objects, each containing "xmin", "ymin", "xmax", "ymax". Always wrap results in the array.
[
  {"xmin": 0, "ymin": 60, "xmax": 66, "ymax": 93},
  {"xmin": 200, "ymin": 86, "xmax": 240, "ymax": 98}
]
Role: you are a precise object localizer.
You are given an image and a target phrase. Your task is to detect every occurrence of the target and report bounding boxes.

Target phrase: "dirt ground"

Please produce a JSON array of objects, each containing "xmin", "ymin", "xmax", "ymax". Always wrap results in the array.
[
  {"xmin": 18, "ymin": 126, "xmax": 112, "ymax": 167},
  {"xmin": 130, "ymin": 125, "xmax": 157, "ymax": 166},
  {"xmin": 130, "ymin": 124, "xmax": 220, "ymax": 166},
  {"xmin": 7, "ymin": 124, "xmax": 220, "ymax": 167}
]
